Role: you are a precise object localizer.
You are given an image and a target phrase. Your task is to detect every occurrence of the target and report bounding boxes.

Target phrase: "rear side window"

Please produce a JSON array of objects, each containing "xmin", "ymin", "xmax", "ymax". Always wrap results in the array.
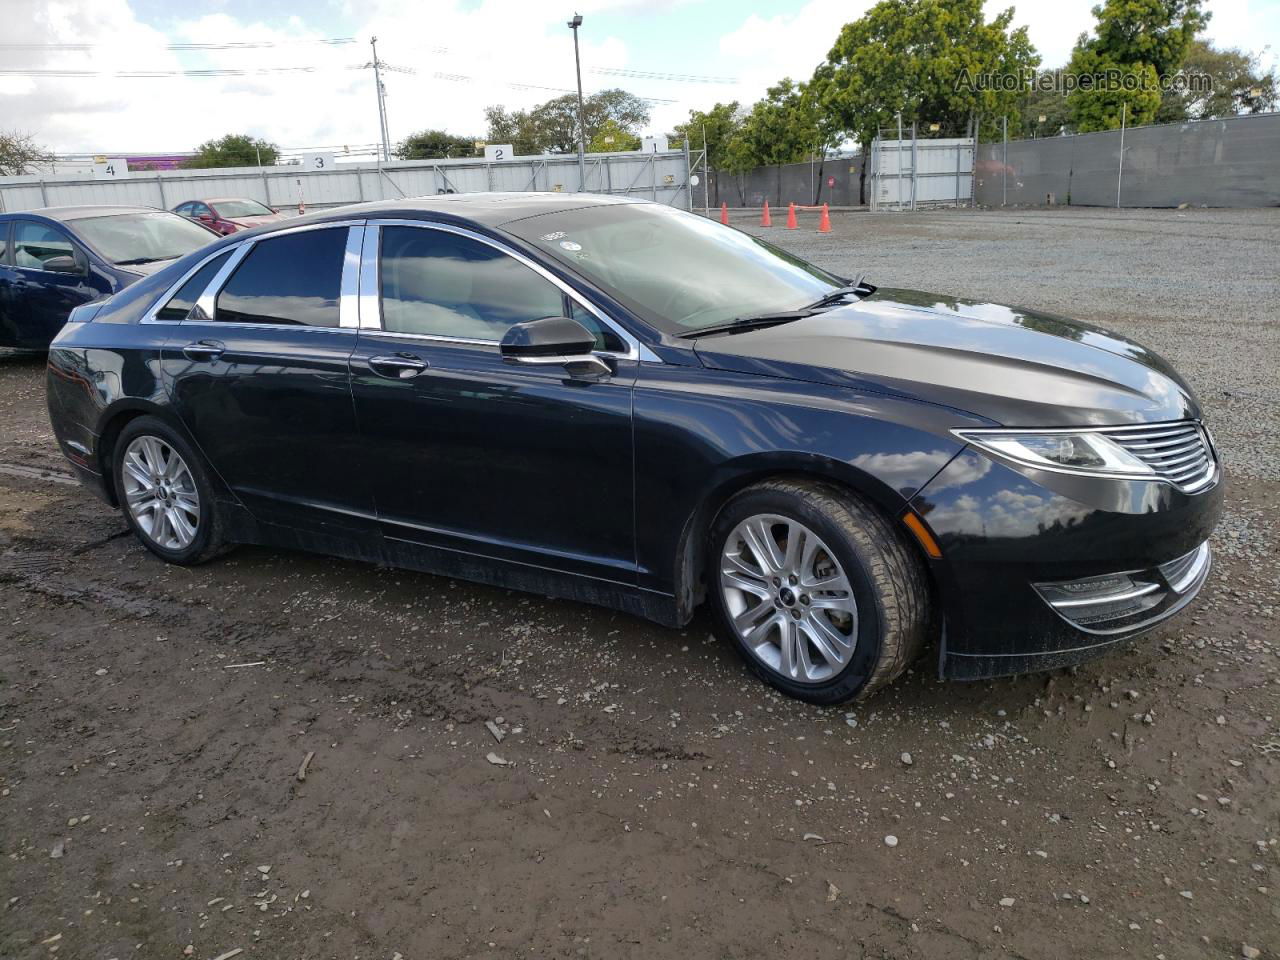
[
  {"xmin": 0, "ymin": 223, "xmax": 9, "ymax": 264},
  {"xmin": 155, "ymin": 251, "xmax": 231, "ymax": 322},
  {"xmin": 13, "ymin": 221, "xmax": 76, "ymax": 270},
  {"xmin": 380, "ymin": 226, "xmax": 564, "ymax": 340},
  {"xmin": 215, "ymin": 228, "xmax": 346, "ymax": 327}
]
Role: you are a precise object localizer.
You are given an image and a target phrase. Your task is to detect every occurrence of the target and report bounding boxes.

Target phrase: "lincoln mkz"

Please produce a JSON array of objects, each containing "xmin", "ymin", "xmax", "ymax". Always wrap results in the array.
[{"xmin": 46, "ymin": 194, "xmax": 1222, "ymax": 703}]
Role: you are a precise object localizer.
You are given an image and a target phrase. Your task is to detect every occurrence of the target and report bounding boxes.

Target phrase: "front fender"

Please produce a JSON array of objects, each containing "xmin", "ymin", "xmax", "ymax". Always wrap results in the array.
[{"xmin": 633, "ymin": 362, "xmax": 976, "ymax": 603}]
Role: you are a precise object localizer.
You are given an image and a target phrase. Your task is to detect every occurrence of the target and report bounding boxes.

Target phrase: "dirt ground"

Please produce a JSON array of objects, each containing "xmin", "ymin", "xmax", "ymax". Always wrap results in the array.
[{"xmin": 2, "ymin": 207, "xmax": 1277, "ymax": 960}]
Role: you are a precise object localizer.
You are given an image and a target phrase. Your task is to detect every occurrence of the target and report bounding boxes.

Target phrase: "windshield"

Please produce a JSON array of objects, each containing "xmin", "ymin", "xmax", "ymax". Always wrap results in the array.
[
  {"xmin": 73, "ymin": 212, "xmax": 216, "ymax": 265},
  {"xmin": 504, "ymin": 203, "xmax": 845, "ymax": 333},
  {"xmin": 214, "ymin": 199, "xmax": 274, "ymax": 218}
]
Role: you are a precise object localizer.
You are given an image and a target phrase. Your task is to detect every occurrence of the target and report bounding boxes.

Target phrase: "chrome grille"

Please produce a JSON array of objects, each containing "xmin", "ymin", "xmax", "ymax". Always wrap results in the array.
[{"xmin": 1100, "ymin": 421, "xmax": 1216, "ymax": 493}]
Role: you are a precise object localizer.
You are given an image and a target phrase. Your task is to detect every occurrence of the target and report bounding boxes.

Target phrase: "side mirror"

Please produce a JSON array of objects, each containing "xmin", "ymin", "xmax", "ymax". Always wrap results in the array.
[
  {"xmin": 500, "ymin": 316, "xmax": 611, "ymax": 380},
  {"xmin": 198, "ymin": 214, "xmax": 214, "ymax": 222},
  {"xmin": 42, "ymin": 255, "xmax": 83, "ymax": 275}
]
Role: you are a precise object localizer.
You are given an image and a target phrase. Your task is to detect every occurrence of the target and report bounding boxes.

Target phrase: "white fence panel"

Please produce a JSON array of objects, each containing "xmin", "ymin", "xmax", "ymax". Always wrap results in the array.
[
  {"xmin": 871, "ymin": 137, "xmax": 974, "ymax": 210},
  {"xmin": 0, "ymin": 150, "xmax": 693, "ymax": 214}
]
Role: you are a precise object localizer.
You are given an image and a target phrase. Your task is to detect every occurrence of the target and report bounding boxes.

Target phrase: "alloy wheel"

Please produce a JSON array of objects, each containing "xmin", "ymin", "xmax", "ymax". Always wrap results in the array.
[
  {"xmin": 120, "ymin": 435, "xmax": 201, "ymax": 551},
  {"xmin": 720, "ymin": 513, "xmax": 858, "ymax": 684}
]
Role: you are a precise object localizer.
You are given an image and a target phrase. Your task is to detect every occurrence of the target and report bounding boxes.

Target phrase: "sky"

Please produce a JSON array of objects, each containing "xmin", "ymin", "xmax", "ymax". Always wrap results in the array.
[{"xmin": 2, "ymin": 0, "xmax": 1278, "ymax": 156}]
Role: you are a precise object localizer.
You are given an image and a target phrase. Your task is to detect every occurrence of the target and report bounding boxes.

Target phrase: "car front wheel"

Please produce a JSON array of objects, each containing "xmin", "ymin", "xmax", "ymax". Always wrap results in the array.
[
  {"xmin": 708, "ymin": 478, "xmax": 931, "ymax": 704},
  {"xmin": 113, "ymin": 415, "xmax": 226, "ymax": 565}
]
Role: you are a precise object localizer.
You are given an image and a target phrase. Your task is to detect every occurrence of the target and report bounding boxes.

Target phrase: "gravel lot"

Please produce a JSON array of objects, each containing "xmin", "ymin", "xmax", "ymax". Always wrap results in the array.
[{"xmin": 1, "ymin": 207, "xmax": 1277, "ymax": 960}]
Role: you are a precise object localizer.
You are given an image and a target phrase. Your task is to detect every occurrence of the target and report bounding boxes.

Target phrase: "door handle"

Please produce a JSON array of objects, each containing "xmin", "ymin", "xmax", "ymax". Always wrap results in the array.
[
  {"xmin": 369, "ymin": 354, "xmax": 429, "ymax": 379},
  {"xmin": 182, "ymin": 340, "xmax": 225, "ymax": 362}
]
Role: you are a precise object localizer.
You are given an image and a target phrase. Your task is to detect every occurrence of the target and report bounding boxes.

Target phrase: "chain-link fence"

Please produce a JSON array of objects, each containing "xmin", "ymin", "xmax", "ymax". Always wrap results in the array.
[
  {"xmin": 974, "ymin": 111, "xmax": 1280, "ymax": 208},
  {"xmin": 703, "ymin": 157, "xmax": 864, "ymax": 209}
]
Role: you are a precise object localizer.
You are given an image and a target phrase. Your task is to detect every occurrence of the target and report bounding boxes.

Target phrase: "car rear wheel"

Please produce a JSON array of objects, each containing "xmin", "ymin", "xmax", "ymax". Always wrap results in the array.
[
  {"xmin": 708, "ymin": 478, "xmax": 930, "ymax": 704},
  {"xmin": 113, "ymin": 416, "xmax": 225, "ymax": 565}
]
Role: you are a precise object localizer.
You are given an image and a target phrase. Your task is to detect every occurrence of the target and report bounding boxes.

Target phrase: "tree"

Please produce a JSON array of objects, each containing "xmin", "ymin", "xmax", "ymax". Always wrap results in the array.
[
  {"xmin": 395, "ymin": 129, "xmax": 478, "ymax": 160},
  {"xmin": 1084, "ymin": 0, "xmax": 1208, "ymax": 79},
  {"xmin": 485, "ymin": 89, "xmax": 651, "ymax": 155},
  {"xmin": 587, "ymin": 119, "xmax": 640, "ymax": 152},
  {"xmin": 816, "ymin": 0, "xmax": 1039, "ymax": 202},
  {"xmin": 1067, "ymin": 0, "xmax": 1209, "ymax": 131},
  {"xmin": 184, "ymin": 134, "xmax": 279, "ymax": 168},
  {"xmin": 1018, "ymin": 70, "xmax": 1074, "ymax": 137},
  {"xmin": 732, "ymin": 79, "xmax": 822, "ymax": 167},
  {"xmin": 673, "ymin": 102, "xmax": 744, "ymax": 205},
  {"xmin": 0, "ymin": 130, "xmax": 53, "ymax": 177},
  {"xmin": 1156, "ymin": 38, "xmax": 1278, "ymax": 121}
]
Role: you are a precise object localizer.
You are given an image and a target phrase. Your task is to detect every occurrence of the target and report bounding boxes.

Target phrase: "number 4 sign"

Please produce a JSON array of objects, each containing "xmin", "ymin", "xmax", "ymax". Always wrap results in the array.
[{"xmin": 93, "ymin": 157, "xmax": 129, "ymax": 179}]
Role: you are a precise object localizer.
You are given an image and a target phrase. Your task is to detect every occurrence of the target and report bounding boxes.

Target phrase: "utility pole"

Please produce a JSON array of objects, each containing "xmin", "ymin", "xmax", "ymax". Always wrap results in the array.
[
  {"xmin": 567, "ymin": 14, "xmax": 586, "ymax": 191},
  {"xmin": 702, "ymin": 123, "xmax": 710, "ymax": 215},
  {"xmin": 370, "ymin": 36, "xmax": 391, "ymax": 163}
]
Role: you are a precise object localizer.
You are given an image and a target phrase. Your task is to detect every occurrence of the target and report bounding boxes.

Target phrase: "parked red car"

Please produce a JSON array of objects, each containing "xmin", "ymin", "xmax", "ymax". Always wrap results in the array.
[{"xmin": 172, "ymin": 197, "xmax": 285, "ymax": 235}]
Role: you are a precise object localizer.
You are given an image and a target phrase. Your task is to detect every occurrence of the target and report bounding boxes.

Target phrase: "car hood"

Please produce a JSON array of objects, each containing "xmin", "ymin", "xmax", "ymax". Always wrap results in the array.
[{"xmin": 691, "ymin": 287, "xmax": 1200, "ymax": 427}]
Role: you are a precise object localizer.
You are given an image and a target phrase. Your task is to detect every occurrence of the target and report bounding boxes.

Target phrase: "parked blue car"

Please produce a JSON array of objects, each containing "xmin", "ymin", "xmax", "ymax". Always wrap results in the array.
[{"xmin": 0, "ymin": 206, "xmax": 217, "ymax": 351}]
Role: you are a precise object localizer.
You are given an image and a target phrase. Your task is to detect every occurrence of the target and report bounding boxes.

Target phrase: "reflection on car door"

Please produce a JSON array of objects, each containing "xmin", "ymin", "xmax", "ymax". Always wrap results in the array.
[
  {"xmin": 3, "ymin": 220, "xmax": 110, "ymax": 349},
  {"xmin": 163, "ymin": 224, "xmax": 374, "ymax": 542},
  {"xmin": 348, "ymin": 223, "xmax": 638, "ymax": 583}
]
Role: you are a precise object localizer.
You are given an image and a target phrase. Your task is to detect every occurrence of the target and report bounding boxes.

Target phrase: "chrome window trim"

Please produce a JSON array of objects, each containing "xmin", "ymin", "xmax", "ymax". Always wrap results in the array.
[
  {"xmin": 178, "ymin": 219, "xmax": 366, "ymax": 332},
  {"xmin": 339, "ymin": 225, "xmax": 365, "ymax": 330},
  {"xmin": 364, "ymin": 219, "xmax": 661, "ymax": 363},
  {"xmin": 140, "ymin": 244, "xmax": 242, "ymax": 325},
  {"xmin": 952, "ymin": 420, "xmax": 1219, "ymax": 493}
]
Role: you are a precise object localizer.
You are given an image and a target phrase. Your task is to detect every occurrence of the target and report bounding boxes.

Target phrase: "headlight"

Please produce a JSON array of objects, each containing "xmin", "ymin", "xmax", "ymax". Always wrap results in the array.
[{"xmin": 954, "ymin": 429, "xmax": 1156, "ymax": 478}]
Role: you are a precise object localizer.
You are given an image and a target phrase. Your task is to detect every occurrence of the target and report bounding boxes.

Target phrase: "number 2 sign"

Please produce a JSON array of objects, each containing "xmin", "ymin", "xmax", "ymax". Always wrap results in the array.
[{"xmin": 484, "ymin": 144, "xmax": 514, "ymax": 162}]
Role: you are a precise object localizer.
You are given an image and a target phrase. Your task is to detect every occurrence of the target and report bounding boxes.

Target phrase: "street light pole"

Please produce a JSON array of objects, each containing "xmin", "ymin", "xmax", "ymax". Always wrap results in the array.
[{"xmin": 568, "ymin": 13, "xmax": 586, "ymax": 191}]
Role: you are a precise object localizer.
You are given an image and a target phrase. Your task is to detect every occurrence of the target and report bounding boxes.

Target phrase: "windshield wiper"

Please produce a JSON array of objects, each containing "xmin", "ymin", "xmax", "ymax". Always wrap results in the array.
[
  {"xmin": 680, "ymin": 312, "xmax": 812, "ymax": 339},
  {"xmin": 804, "ymin": 275, "xmax": 877, "ymax": 311},
  {"xmin": 115, "ymin": 255, "xmax": 180, "ymax": 266}
]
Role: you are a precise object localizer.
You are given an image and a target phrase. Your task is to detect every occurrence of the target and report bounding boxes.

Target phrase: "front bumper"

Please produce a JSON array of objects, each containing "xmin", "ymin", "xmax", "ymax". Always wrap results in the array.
[{"xmin": 910, "ymin": 447, "xmax": 1224, "ymax": 680}]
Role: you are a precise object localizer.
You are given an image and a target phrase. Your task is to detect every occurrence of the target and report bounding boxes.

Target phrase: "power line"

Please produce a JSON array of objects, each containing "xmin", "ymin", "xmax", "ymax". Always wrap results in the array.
[
  {"xmin": 590, "ymin": 66, "xmax": 738, "ymax": 84},
  {"xmin": 0, "ymin": 38, "xmax": 356, "ymax": 51}
]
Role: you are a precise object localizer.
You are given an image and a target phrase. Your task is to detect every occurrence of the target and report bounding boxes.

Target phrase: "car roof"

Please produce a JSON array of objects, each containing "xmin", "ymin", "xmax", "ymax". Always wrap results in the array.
[
  {"xmin": 294, "ymin": 192, "xmax": 644, "ymax": 230},
  {"xmin": 201, "ymin": 198, "xmax": 265, "ymax": 205},
  {"xmin": 6, "ymin": 205, "xmax": 166, "ymax": 222}
]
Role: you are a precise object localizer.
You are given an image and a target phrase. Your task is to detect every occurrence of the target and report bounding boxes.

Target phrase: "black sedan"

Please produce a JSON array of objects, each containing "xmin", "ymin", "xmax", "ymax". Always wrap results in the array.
[
  {"xmin": 1, "ymin": 205, "xmax": 218, "ymax": 350},
  {"xmin": 45, "ymin": 194, "xmax": 1222, "ymax": 703}
]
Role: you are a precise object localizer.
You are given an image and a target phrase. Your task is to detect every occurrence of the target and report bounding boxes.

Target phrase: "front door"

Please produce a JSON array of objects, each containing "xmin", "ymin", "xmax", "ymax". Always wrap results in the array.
[
  {"xmin": 348, "ymin": 223, "xmax": 637, "ymax": 583},
  {"xmin": 4, "ymin": 220, "xmax": 110, "ymax": 349},
  {"xmin": 164, "ymin": 223, "xmax": 373, "ymax": 537}
]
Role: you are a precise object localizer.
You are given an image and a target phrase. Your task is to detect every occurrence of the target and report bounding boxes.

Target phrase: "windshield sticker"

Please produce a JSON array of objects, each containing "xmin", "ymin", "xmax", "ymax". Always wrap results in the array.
[
  {"xmin": 540, "ymin": 231, "xmax": 567, "ymax": 242},
  {"xmin": 559, "ymin": 240, "xmax": 582, "ymax": 251}
]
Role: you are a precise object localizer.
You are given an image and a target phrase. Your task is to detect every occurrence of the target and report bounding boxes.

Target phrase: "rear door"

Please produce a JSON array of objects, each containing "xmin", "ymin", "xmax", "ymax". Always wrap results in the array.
[{"xmin": 164, "ymin": 222, "xmax": 373, "ymax": 538}]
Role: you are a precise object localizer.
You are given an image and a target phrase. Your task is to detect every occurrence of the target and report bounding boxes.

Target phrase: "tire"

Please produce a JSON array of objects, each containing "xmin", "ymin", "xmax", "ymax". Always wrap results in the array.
[
  {"xmin": 112, "ymin": 415, "xmax": 226, "ymax": 565},
  {"xmin": 707, "ymin": 478, "xmax": 930, "ymax": 704}
]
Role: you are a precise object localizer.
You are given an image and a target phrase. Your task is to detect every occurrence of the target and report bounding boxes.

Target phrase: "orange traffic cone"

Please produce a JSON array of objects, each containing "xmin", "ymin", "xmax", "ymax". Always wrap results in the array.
[
  {"xmin": 785, "ymin": 203, "xmax": 798, "ymax": 229},
  {"xmin": 719, "ymin": 202, "xmax": 729, "ymax": 225},
  {"xmin": 760, "ymin": 200, "xmax": 772, "ymax": 227},
  {"xmin": 818, "ymin": 203, "xmax": 831, "ymax": 233}
]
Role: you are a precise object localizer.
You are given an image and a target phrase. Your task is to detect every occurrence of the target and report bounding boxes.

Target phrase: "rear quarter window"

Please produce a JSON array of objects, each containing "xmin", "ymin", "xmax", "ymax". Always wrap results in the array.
[{"xmin": 155, "ymin": 251, "xmax": 232, "ymax": 322}]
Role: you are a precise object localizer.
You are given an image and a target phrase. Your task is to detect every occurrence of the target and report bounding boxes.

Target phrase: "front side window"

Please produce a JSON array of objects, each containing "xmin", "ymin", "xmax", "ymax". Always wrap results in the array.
[
  {"xmin": 155, "ymin": 251, "xmax": 232, "ymax": 322},
  {"xmin": 380, "ymin": 226, "xmax": 564, "ymax": 340},
  {"xmin": 215, "ymin": 228, "xmax": 346, "ymax": 327},
  {"xmin": 73, "ymin": 212, "xmax": 214, "ymax": 266},
  {"xmin": 13, "ymin": 221, "xmax": 77, "ymax": 270}
]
